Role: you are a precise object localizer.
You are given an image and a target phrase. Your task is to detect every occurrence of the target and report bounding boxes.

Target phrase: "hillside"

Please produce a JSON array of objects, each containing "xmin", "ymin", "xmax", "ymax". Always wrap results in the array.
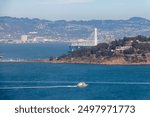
[
  {"xmin": 0, "ymin": 16, "xmax": 150, "ymax": 41},
  {"xmin": 50, "ymin": 36, "xmax": 150, "ymax": 64}
]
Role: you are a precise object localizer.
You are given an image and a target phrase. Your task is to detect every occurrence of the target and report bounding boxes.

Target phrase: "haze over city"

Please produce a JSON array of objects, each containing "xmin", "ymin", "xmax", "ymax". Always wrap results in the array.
[{"xmin": 0, "ymin": 0, "xmax": 150, "ymax": 20}]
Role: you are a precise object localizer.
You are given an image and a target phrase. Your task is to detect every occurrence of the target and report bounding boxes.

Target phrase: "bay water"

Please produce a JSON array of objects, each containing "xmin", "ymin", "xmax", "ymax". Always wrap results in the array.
[{"xmin": 0, "ymin": 43, "xmax": 150, "ymax": 100}]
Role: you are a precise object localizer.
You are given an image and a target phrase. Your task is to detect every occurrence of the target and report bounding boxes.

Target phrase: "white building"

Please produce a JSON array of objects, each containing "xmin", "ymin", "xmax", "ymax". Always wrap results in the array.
[{"xmin": 21, "ymin": 35, "xmax": 28, "ymax": 43}]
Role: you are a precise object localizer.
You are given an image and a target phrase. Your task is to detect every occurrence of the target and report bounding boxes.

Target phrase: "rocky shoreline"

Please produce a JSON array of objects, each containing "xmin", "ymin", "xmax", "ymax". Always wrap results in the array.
[
  {"xmin": 1, "ymin": 57, "xmax": 150, "ymax": 65},
  {"xmin": 50, "ymin": 56, "xmax": 150, "ymax": 65}
]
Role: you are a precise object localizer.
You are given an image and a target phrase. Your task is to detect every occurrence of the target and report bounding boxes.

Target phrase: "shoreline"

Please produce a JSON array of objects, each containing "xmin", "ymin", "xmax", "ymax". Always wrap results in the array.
[
  {"xmin": 50, "ymin": 60, "xmax": 150, "ymax": 65},
  {"xmin": 1, "ymin": 59, "xmax": 150, "ymax": 65},
  {"xmin": 0, "ymin": 59, "xmax": 50, "ymax": 63}
]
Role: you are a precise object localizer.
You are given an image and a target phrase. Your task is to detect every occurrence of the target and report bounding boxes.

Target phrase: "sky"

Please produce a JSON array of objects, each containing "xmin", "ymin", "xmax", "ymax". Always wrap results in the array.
[{"xmin": 0, "ymin": 0, "xmax": 150, "ymax": 20}]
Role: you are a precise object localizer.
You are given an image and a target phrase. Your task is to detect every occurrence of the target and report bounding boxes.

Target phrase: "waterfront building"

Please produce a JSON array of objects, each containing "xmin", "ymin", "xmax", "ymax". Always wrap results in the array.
[{"xmin": 21, "ymin": 35, "xmax": 28, "ymax": 43}]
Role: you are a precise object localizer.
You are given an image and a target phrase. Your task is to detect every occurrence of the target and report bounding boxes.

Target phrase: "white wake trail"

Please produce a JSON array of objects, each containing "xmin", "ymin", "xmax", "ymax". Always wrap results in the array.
[
  {"xmin": 0, "ymin": 85, "xmax": 77, "ymax": 90},
  {"xmin": 0, "ymin": 81, "xmax": 78, "ymax": 84},
  {"xmin": 1, "ymin": 81, "xmax": 150, "ymax": 90}
]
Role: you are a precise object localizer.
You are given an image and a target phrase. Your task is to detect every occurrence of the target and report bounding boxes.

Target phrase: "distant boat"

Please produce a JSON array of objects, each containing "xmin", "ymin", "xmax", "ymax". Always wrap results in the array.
[
  {"xmin": 77, "ymin": 82, "xmax": 88, "ymax": 88},
  {"xmin": 0, "ymin": 56, "xmax": 3, "ymax": 58}
]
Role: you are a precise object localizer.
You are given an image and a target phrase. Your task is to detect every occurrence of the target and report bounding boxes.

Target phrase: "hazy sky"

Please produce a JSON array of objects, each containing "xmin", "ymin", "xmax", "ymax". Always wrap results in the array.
[{"xmin": 0, "ymin": 0, "xmax": 150, "ymax": 20}]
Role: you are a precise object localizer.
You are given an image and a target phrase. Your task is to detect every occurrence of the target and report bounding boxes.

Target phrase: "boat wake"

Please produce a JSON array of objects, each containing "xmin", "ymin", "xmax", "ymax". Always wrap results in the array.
[
  {"xmin": 1, "ymin": 81, "xmax": 150, "ymax": 90},
  {"xmin": 0, "ymin": 85, "xmax": 77, "ymax": 90},
  {"xmin": 0, "ymin": 81, "xmax": 78, "ymax": 84}
]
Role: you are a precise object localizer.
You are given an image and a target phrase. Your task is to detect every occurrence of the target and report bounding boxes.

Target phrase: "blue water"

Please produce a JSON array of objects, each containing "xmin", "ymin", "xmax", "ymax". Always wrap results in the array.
[
  {"xmin": 0, "ymin": 43, "xmax": 150, "ymax": 100},
  {"xmin": 0, "ymin": 43, "xmax": 69, "ymax": 59}
]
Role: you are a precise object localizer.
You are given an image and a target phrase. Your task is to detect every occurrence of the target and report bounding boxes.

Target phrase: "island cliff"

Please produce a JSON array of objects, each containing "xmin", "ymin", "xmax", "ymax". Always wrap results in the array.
[{"xmin": 50, "ymin": 35, "xmax": 150, "ymax": 64}]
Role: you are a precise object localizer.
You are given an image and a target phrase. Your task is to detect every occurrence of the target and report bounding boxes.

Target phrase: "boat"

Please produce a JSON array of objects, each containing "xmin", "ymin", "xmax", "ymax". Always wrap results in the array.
[{"xmin": 77, "ymin": 82, "xmax": 88, "ymax": 88}]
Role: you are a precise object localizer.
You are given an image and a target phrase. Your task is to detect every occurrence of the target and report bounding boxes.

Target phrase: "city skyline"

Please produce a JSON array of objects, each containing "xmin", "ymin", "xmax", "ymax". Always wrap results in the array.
[{"xmin": 0, "ymin": 0, "xmax": 150, "ymax": 20}]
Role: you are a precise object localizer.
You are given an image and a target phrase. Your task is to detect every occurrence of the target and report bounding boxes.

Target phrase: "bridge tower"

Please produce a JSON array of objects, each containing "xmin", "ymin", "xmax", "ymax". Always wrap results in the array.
[
  {"xmin": 94, "ymin": 28, "xmax": 98, "ymax": 46},
  {"xmin": 70, "ymin": 28, "xmax": 98, "ymax": 52}
]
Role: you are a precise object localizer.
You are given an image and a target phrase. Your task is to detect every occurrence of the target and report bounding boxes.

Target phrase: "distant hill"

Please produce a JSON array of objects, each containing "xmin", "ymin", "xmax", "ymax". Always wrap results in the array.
[
  {"xmin": 50, "ymin": 35, "xmax": 150, "ymax": 64},
  {"xmin": 0, "ymin": 16, "xmax": 150, "ymax": 41}
]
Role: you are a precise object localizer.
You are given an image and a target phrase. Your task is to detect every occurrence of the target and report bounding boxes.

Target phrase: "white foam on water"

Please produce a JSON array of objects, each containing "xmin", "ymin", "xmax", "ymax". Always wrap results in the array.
[
  {"xmin": 0, "ymin": 85, "xmax": 77, "ymax": 90},
  {"xmin": 0, "ymin": 81, "xmax": 78, "ymax": 84},
  {"xmin": 1, "ymin": 81, "xmax": 150, "ymax": 90}
]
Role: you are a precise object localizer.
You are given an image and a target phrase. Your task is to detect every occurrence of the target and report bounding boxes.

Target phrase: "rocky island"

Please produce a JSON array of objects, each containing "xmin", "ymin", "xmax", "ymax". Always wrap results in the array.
[{"xmin": 50, "ymin": 35, "xmax": 150, "ymax": 64}]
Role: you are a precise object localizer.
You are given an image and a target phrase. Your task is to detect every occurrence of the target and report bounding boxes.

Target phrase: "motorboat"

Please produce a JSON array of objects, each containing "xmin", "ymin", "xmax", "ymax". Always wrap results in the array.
[{"xmin": 77, "ymin": 82, "xmax": 88, "ymax": 88}]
